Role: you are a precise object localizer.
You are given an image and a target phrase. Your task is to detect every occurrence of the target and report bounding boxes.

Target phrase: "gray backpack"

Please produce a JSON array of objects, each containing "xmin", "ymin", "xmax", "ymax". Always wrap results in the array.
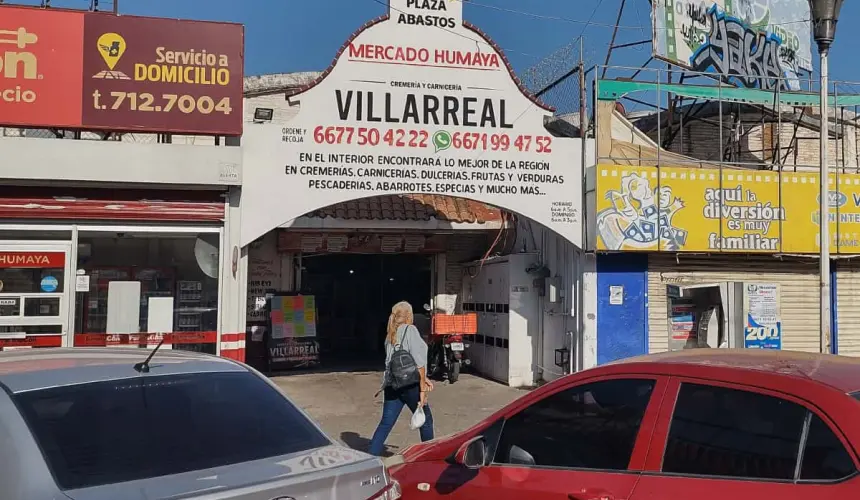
[{"xmin": 387, "ymin": 326, "xmax": 421, "ymax": 390}]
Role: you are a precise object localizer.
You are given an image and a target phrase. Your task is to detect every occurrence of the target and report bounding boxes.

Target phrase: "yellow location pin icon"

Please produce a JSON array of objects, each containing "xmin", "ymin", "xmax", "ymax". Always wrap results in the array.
[{"xmin": 97, "ymin": 33, "xmax": 126, "ymax": 70}]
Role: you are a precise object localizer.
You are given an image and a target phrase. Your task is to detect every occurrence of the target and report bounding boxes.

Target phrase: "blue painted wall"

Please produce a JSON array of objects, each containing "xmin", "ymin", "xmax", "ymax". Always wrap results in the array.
[{"xmin": 596, "ymin": 253, "xmax": 649, "ymax": 365}]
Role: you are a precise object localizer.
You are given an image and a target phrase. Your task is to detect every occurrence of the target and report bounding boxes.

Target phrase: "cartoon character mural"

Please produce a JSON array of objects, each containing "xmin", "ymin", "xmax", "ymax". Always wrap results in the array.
[{"xmin": 596, "ymin": 172, "xmax": 688, "ymax": 251}]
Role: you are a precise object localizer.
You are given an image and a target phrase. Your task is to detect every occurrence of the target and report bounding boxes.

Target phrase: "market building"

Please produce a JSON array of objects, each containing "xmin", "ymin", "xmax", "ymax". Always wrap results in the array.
[
  {"xmin": 0, "ymin": 6, "xmax": 246, "ymax": 358},
  {"xmin": 237, "ymin": 0, "xmax": 593, "ymax": 386},
  {"xmin": 586, "ymin": 75, "xmax": 860, "ymax": 362},
  {"xmin": 0, "ymin": 1, "xmax": 594, "ymax": 384}
]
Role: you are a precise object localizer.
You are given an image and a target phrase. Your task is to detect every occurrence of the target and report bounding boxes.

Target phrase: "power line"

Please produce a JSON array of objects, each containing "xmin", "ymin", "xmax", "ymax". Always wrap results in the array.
[
  {"xmin": 458, "ymin": 0, "xmax": 636, "ymax": 30},
  {"xmin": 576, "ymin": 0, "xmax": 606, "ymax": 39},
  {"xmin": 454, "ymin": 0, "xmax": 811, "ymax": 31},
  {"xmin": 502, "ymin": 0, "xmax": 616, "ymax": 124},
  {"xmin": 632, "ymin": 0, "xmax": 648, "ymax": 44},
  {"xmin": 460, "ymin": 1, "xmax": 621, "ymax": 159}
]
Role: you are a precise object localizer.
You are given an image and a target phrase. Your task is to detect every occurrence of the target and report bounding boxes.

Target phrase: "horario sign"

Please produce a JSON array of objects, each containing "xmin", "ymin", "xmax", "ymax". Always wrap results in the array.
[{"xmin": 240, "ymin": 0, "xmax": 587, "ymax": 247}]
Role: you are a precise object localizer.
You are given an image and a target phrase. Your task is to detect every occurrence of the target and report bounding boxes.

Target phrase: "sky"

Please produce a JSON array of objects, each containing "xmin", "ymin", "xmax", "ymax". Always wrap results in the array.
[{"xmin": 13, "ymin": 0, "xmax": 860, "ymax": 86}]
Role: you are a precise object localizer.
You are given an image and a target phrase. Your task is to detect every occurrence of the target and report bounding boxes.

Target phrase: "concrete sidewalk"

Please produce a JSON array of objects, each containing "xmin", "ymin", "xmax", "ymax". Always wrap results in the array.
[{"xmin": 272, "ymin": 371, "xmax": 524, "ymax": 456}]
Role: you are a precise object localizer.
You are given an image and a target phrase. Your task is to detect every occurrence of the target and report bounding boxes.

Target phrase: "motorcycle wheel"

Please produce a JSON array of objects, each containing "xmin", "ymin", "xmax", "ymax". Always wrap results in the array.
[{"xmin": 448, "ymin": 360, "xmax": 460, "ymax": 384}]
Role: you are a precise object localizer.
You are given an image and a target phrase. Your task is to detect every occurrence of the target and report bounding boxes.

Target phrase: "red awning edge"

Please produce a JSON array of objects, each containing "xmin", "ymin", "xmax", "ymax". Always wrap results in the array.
[{"xmin": 0, "ymin": 198, "xmax": 225, "ymax": 222}]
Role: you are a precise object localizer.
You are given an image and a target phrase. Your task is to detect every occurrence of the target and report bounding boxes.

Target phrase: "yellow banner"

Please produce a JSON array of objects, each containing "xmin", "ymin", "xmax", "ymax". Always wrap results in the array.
[{"xmin": 595, "ymin": 165, "xmax": 860, "ymax": 254}]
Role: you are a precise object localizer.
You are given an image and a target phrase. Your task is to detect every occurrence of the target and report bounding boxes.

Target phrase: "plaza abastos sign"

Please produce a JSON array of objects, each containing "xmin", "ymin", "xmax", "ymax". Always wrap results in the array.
[{"xmin": 240, "ymin": 0, "xmax": 586, "ymax": 246}]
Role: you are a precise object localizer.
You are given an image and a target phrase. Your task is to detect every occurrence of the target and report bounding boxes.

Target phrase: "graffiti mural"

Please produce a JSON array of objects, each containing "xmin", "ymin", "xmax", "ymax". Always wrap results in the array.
[
  {"xmin": 652, "ymin": 0, "xmax": 810, "ymax": 89},
  {"xmin": 691, "ymin": 6, "xmax": 787, "ymax": 90}
]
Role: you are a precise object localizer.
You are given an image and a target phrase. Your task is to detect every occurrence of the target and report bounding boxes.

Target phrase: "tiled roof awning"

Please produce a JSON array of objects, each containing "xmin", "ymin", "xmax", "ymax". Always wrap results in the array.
[{"xmin": 307, "ymin": 195, "xmax": 504, "ymax": 224}]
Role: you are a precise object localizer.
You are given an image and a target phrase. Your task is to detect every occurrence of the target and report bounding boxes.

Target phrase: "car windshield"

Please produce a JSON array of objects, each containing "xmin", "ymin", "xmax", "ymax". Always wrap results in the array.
[{"xmin": 13, "ymin": 371, "xmax": 330, "ymax": 490}]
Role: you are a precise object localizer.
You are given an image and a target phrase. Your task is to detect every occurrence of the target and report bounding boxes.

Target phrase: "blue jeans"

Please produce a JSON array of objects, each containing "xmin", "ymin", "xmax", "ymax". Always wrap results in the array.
[{"xmin": 368, "ymin": 384, "xmax": 434, "ymax": 456}]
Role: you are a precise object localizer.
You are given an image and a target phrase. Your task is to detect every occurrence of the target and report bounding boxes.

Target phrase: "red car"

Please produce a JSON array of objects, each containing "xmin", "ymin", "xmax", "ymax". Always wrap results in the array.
[{"xmin": 386, "ymin": 349, "xmax": 860, "ymax": 499}]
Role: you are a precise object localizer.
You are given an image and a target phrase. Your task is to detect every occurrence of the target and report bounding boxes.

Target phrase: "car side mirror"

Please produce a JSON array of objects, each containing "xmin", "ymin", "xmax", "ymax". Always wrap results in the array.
[
  {"xmin": 454, "ymin": 436, "xmax": 487, "ymax": 469},
  {"xmin": 508, "ymin": 445, "xmax": 535, "ymax": 467}
]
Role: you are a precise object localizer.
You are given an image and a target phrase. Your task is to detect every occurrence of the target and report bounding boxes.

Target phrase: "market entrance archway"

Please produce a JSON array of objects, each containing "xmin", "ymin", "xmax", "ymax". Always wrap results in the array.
[
  {"xmin": 244, "ymin": 193, "xmax": 582, "ymax": 387},
  {"xmin": 238, "ymin": 0, "xmax": 588, "ymax": 383}
]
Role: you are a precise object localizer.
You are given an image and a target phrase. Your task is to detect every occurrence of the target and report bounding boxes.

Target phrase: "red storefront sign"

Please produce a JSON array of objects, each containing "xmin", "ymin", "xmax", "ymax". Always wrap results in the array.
[
  {"xmin": 0, "ymin": 252, "xmax": 65, "ymax": 268},
  {"xmin": 0, "ymin": 5, "xmax": 244, "ymax": 135},
  {"xmin": 0, "ymin": 335, "xmax": 63, "ymax": 348},
  {"xmin": 0, "ymin": 7, "xmax": 84, "ymax": 128},
  {"xmin": 73, "ymin": 331, "xmax": 218, "ymax": 347},
  {"xmin": 80, "ymin": 13, "xmax": 244, "ymax": 135}
]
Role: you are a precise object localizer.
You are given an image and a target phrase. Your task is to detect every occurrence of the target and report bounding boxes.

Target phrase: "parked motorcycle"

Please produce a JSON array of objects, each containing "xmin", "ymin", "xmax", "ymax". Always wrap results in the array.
[{"xmin": 423, "ymin": 304, "xmax": 477, "ymax": 384}]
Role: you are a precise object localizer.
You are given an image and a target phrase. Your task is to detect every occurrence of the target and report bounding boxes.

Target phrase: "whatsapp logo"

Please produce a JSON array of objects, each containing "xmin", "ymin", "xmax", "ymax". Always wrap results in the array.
[{"xmin": 432, "ymin": 130, "xmax": 451, "ymax": 153}]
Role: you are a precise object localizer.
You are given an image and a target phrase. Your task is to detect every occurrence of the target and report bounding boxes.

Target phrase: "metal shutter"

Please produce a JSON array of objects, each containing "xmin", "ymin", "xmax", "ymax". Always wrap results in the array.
[
  {"xmin": 647, "ymin": 255, "xmax": 820, "ymax": 354},
  {"xmin": 837, "ymin": 260, "xmax": 860, "ymax": 356}
]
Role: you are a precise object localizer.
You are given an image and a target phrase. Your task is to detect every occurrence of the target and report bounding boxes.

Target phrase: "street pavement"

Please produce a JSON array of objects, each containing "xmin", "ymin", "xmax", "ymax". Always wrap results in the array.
[{"xmin": 272, "ymin": 370, "xmax": 524, "ymax": 456}]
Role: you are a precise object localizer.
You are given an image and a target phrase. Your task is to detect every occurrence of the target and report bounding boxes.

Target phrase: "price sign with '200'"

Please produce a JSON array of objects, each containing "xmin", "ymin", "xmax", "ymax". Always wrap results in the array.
[
  {"xmin": 743, "ymin": 283, "xmax": 782, "ymax": 350},
  {"xmin": 745, "ymin": 325, "xmax": 780, "ymax": 345}
]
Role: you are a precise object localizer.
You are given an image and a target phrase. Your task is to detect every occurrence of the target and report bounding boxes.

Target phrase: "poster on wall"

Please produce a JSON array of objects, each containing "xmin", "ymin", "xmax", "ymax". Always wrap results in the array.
[
  {"xmin": 240, "ymin": 0, "xmax": 587, "ymax": 248},
  {"xmin": 742, "ymin": 282, "xmax": 782, "ymax": 349},
  {"xmin": 651, "ymin": 0, "xmax": 811, "ymax": 90},
  {"xmin": 668, "ymin": 301, "xmax": 697, "ymax": 351},
  {"xmin": 247, "ymin": 233, "xmax": 281, "ymax": 323},
  {"xmin": 271, "ymin": 295, "xmax": 317, "ymax": 338},
  {"xmin": 267, "ymin": 293, "xmax": 320, "ymax": 370}
]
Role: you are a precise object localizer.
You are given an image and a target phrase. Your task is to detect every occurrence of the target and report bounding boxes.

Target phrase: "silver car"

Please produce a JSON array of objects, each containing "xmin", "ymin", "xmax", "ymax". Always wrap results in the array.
[{"xmin": 0, "ymin": 347, "xmax": 401, "ymax": 500}]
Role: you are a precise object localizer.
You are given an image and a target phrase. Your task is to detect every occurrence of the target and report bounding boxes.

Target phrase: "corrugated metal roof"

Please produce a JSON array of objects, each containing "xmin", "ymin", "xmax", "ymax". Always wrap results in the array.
[
  {"xmin": 307, "ymin": 195, "xmax": 504, "ymax": 224},
  {"xmin": 243, "ymin": 72, "xmax": 321, "ymax": 96}
]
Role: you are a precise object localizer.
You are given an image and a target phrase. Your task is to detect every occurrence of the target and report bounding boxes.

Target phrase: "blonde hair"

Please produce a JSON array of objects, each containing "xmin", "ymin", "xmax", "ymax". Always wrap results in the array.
[{"xmin": 387, "ymin": 301, "xmax": 414, "ymax": 345}]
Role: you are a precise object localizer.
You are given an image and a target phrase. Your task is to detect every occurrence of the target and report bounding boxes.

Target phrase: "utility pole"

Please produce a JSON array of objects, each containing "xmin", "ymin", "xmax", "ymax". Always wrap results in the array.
[
  {"xmin": 808, "ymin": 0, "xmax": 843, "ymax": 354},
  {"xmin": 577, "ymin": 35, "xmax": 586, "ymax": 375}
]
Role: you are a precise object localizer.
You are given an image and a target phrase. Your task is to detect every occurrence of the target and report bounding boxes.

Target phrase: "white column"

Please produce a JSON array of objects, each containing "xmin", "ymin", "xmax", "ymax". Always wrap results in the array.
[
  {"xmin": 581, "ymin": 252, "xmax": 598, "ymax": 370},
  {"xmin": 219, "ymin": 186, "xmax": 247, "ymax": 358}
]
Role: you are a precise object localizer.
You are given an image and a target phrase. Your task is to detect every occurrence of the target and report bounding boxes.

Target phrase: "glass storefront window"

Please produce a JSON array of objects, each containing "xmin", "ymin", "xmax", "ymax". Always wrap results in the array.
[
  {"xmin": 74, "ymin": 232, "xmax": 220, "ymax": 354},
  {"xmin": 0, "ymin": 265, "xmax": 65, "ymax": 294},
  {"xmin": 0, "ymin": 248, "xmax": 68, "ymax": 350},
  {"xmin": 24, "ymin": 297, "xmax": 61, "ymax": 317},
  {"xmin": 0, "ymin": 230, "xmax": 72, "ymax": 241},
  {"xmin": 0, "ymin": 325, "xmax": 63, "ymax": 335}
]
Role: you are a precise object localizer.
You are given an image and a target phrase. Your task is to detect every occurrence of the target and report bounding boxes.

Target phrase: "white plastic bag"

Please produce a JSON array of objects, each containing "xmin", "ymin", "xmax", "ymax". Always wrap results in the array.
[{"xmin": 409, "ymin": 406, "xmax": 426, "ymax": 430}]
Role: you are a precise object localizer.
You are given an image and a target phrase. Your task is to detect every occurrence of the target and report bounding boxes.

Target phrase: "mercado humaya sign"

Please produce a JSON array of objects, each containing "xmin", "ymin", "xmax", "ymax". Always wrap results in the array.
[
  {"xmin": 240, "ymin": 0, "xmax": 587, "ymax": 247},
  {"xmin": 595, "ymin": 164, "xmax": 860, "ymax": 254}
]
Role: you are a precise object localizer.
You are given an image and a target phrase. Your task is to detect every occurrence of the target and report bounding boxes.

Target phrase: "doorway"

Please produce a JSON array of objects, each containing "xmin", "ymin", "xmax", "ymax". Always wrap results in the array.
[{"xmin": 300, "ymin": 253, "xmax": 432, "ymax": 367}]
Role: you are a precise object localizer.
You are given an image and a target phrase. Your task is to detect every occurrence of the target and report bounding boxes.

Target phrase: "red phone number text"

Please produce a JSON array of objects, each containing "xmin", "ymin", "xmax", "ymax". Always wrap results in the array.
[
  {"xmin": 312, "ymin": 126, "xmax": 553, "ymax": 153},
  {"xmin": 314, "ymin": 126, "xmax": 428, "ymax": 147}
]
